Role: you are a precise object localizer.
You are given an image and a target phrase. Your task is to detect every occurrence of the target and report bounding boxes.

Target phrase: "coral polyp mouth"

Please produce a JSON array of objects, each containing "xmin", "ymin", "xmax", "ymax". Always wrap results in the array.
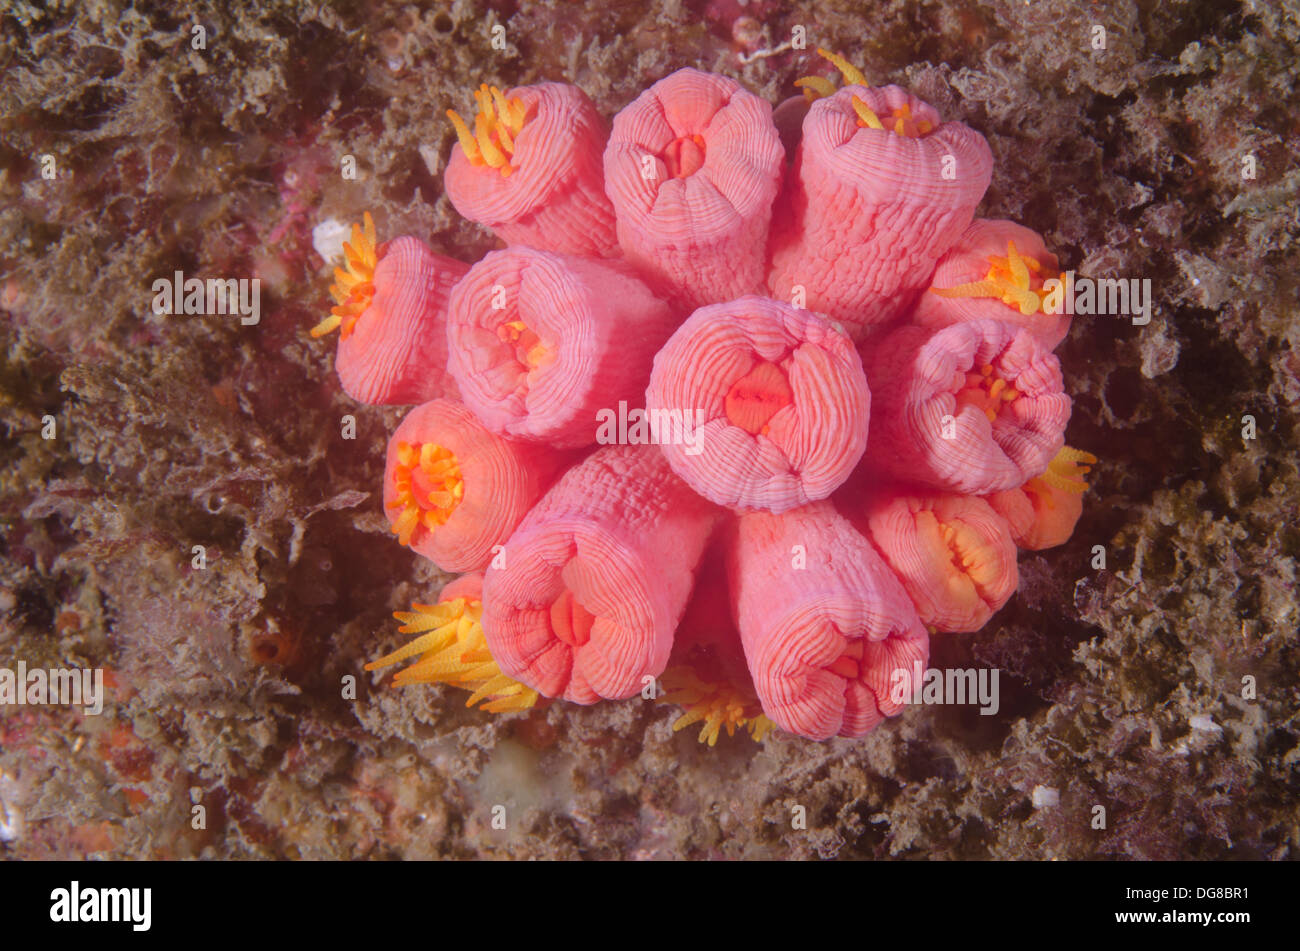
[
  {"xmin": 549, "ymin": 589, "xmax": 597, "ymax": 648},
  {"xmin": 311, "ymin": 212, "xmax": 378, "ymax": 339},
  {"xmin": 931, "ymin": 513, "xmax": 1004, "ymax": 596},
  {"xmin": 954, "ymin": 362, "xmax": 1021, "ymax": 424},
  {"xmin": 662, "ymin": 133, "xmax": 707, "ymax": 178},
  {"xmin": 496, "ymin": 318, "xmax": 551, "ymax": 372},
  {"xmin": 447, "ymin": 83, "xmax": 530, "ymax": 177},
  {"xmin": 723, "ymin": 359, "xmax": 793, "ymax": 436},
  {"xmin": 388, "ymin": 441, "xmax": 465, "ymax": 546},
  {"xmin": 932, "ymin": 239, "xmax": 1058, "ymax": 316},
  {"xmin": 825, "ymin": 638, "xmax": 867, "ymax": 680},
  {"xmin": 849, "ymin": 96, "xmax": 933, "ymax": 136},
  {"xmin": 793, "ymin": 48, "xmax": 935, "ymax": 136}
]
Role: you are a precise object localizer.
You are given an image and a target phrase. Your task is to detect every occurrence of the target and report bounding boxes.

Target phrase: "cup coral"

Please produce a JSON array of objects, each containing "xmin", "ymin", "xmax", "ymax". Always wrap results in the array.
[
  {"xmin": 658, "ymin": 548, "xmax": 774, "ymax": 744},
  {"xmin": 985, "ymin": 446, "xmax": 1098, "ymax": 550},
  {"xmin": 445, "ymin": 82, "xmax": 618, "ymax": 257},
  {"xmin": 382, "ymin": 399, "xmax": 568, "ymax": 573},
  {"xmin": 728, "ymin": 501, "xmax": 929, "ymax": 740},
  {"xmin": 912, "ymin": 218, "xmax": 1071, "ymax": 349},
  {"xmin": 446, "ymin": 247, "xmax": 676, "ymax": 447},
  {"xmin": 482, "ymin": 444, "xmax": 718, "ymax": 703},
  {"xmin": 311, "ymin": 220, "xmax": 469, "ymax": 405},
  {"xmin": 316, "ymin": 51, "xmax": 1096, "ymax": 744},
  {"xmin": 603, "ymin": 68, "xmax": 785, "ymax": 310},
  {"xmin": 845, "ymin": 487, "xmax": 1019, "ymax": 633},
  {"xmin": 861, "ymin": 319, "xmax": 1071, "ymax": 494},
  {"xmin": 767, "ymin": 57, "xmax": 993, "ymax": 337},
  {"xmin": 646, "ymin": 295, "xmax": 869, "ymax": 512}
]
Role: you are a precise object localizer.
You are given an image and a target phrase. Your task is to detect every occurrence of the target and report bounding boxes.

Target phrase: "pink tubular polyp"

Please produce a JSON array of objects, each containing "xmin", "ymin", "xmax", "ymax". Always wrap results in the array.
[
  {"xmin": 481, "ymin": 445, "xmax": 718, "ymax": 704},
  {"xmin": 860, "ymin": 319, "xmax": 1071, "ymax": 495},
  {"xmin": 446, "ymin": 247, "xmax": 677, "ymax": 449},
  {"xmin": 728, "ymin": 501, "xmax": 929, "ymax": 740},
  {"xmin": 444, "ymin": 82, "xmax": 619, "ymax": 258},
  {"xmin": 645, "ymin": 296, "xmax": 870, "ymax": 513},
  {"xmin": 767, "ymin": 85, "xmax": 994, "ymax": 338},
  {"xmin": 335, "ymin": 237, "xmax": 469, "ymax": 406},
  {"xmin": 603, "ymin": 68, "xmax": 785, "ymax": 311}
]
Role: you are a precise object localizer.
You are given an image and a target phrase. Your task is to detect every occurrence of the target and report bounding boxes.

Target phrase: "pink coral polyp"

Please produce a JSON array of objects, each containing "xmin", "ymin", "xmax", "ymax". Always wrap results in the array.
[
  {"xmin": 851, "ymin": 488, "xmax": 1019, "ymax": 633},
  {"xmin": 767, "ymin": 84, "xmax": 993, "ymax": 337},
  {"xmin": 482, "ymin": 445, "xmax": 717, "ymax": 703},
  {"xmin": 334, "ymin": 236, "xmax": 468, "ymax": 406},
  {"xmin": 446, "ymin": 247, "xmax": 676, "ymax": 448},
  {"xmin": 862, "ymin": 319, "xmax": 1071, "ymax": 495},
  {"xmin": 913, "ymin": 219, "xmax": 1071, "ymax": 350},
  {"xmin": 729, "ymin": 502, "xmax": 929, "ymax": 740},
  {"xmin": 445, "ymin": 82, "xmax": 618, "ymax": 258},
  {"xmin": 646, "ymin": 296, "xmax": 869, "ymax": 513},
  {"xmin": 317, "ymin": 59, "xmax": 1096, "ymax": 744},
  {"xmin": 382, "ymin": 399, "xmax": 566, "ymax": 573},
  {"xmin": 603, "ymin": 68, "xmax": 785, "ymax": 310},
  {"xmin": 985, "ymin": 446, "xmax": 1097, "ymax": 550}
]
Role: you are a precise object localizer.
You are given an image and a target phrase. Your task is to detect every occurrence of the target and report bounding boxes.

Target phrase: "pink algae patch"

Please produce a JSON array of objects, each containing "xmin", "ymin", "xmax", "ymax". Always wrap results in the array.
[{"xmin": 724, "ymin": 360, "xmax": 793, "ymax": 435}]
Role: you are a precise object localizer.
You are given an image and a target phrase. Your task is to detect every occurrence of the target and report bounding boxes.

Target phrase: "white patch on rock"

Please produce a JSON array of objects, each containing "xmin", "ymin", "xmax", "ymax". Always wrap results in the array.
[
  {"xmin": 312, "ymin": 218, "xmax": 353, "ymax": 265},
  {"xmin": 419, "ymin": 143, "xmax": 442, "ymax": 178},
  {"xmin": 0, "ymin": 772, "xmax": 23, "ymax": 842},
  {"xmin": 1031, "ymin": 785, "xmax": 1060, "ymax": 809},
  {"xmin": 1140, "ymin": 321, "xmax": 1181, "ymax": 378},
  {"xmin": 1189, "ymin": 714, "xmax": 1222, "ymax": 734}
]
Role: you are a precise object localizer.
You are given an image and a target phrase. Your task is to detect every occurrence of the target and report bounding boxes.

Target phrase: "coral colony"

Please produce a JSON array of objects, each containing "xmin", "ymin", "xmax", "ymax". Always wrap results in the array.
[{"xmin": 311, "ymin": 50, "xmax": 1097, "ymax": 744}]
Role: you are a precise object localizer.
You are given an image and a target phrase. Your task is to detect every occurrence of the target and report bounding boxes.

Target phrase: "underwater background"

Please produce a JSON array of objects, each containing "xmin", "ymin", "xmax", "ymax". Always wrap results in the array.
[{"xmin": 0, "ymin": 0, "xmax": 1296, "ymax": 859}]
